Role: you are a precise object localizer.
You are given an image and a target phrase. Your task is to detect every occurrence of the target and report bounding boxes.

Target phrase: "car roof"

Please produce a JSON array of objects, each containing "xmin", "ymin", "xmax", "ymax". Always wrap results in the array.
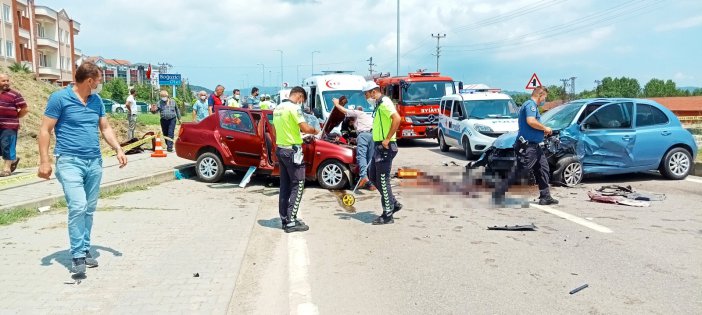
[{"xmin": 442, "ymin": 93, "xmax": 512, "ymax": 101}]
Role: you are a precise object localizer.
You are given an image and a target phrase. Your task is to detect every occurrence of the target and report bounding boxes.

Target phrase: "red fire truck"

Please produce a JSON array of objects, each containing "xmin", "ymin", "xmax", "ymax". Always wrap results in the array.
[{"xmin": 373, "ymin": 71, "xmax": 457, "ymax": 139}]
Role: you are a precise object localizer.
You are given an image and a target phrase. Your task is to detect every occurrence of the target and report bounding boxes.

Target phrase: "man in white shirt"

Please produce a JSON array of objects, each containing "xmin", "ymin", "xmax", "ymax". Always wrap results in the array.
[
  {"xmin": 125, "ymin": 89, "xmax": 137, "ymax": 139},
  {"xmin": 333, "ymin": 96, "xmax": 375, "ymax": 189}
]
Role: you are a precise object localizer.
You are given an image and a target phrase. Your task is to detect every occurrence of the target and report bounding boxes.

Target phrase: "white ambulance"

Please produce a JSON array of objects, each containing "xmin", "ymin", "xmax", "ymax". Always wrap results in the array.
[
  {"xmin": 437, "ymin": 84, "xmax": 520, "ymax": 160},
  {"xmin": 301, "ymin": 71, "xmax": 373, "ymax": 122}
]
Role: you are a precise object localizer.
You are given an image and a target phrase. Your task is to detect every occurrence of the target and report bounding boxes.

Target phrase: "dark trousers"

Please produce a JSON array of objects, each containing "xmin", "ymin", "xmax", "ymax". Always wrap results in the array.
[
  {"xmin": 160, "ymin": 118, "xmax": 176, "ymax": 150},
  {"xmin": 494, "ymin": 143, "xmax": 551, "ymax": 199},
  {"xmin": 276, "ymin": 147, "xmax": 305, "ymax": 224},
  {"xmin": 369, "ymin": 142, "xmax": 398, "ymax": 215}
]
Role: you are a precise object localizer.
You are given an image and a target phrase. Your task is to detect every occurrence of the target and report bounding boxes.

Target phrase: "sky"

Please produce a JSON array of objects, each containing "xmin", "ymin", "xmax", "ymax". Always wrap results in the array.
[{"xmin": 46, "ymin": 0, "xmax": 702, "ymax": 93}]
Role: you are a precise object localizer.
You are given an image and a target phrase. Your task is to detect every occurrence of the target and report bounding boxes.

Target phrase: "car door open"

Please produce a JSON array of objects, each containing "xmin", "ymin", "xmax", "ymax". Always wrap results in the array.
[{"xmin": 218, "ymin": 109, "xmax": 262, "ymax": 167}]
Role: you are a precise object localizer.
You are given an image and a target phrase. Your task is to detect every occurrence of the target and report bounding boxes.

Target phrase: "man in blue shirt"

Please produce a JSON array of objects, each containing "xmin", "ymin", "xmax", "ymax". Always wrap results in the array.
[
  {"xmin": 493, "ymin": 86, "xmax": 558, "ymax": 206},
  {"xmin": 38, "ymin": 62, "xmax": 127, "ymax": 275}
]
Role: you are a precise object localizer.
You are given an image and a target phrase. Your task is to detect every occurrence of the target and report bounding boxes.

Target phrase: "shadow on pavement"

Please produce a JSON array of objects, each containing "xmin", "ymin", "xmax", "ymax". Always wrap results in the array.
[
  {"xmin": 397, "ymin": 139, "xmax": 438, "ymax": 148},
  {"xmin": 258, "ymin": 218, "xmax": 282, "ymax": 230},
  {"xmin": 334, "ymin": 211, "xmax": 378, "ymax": 224},
  {"xmin": 41, "ymin": 245, "xmax": 123, "ymax": 271},
  {"xmin": 582, "ymin": 172, "xmax": 667, "ymax": 185}
]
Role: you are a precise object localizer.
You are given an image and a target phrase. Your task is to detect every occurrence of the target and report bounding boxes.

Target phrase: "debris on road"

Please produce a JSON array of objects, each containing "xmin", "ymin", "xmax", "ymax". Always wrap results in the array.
[
  {"xmin": 37, "ymin": 206, "xmax": 50, "ymax": 213},
  {"xmin": 450, "ymin": 215, "xmax": 458, "ymax": 219},
  {"xmin": 588, "ymin": 191, "xmax": 651, "ymax": 207},
  {"xmin": 487, "ymin": 223, "xmax": 537, "ymax": 231},
  {"xmin": 569, "ymin": 284, "xmax": 589, "ymax": 295},
  {"xmin": 193, "ymin": 273, "xmax": 200, "ymax": 278},
  {"xmin": 396, "ymin": 167, "xmax": 422, "ymax": 179},
  {"xmin": 442, "ymin": 161, "xmax": 459, "ymax": 166},
  {"xmin": 239, "ymin": 166, "xmax": 257, "ymax": 188}
]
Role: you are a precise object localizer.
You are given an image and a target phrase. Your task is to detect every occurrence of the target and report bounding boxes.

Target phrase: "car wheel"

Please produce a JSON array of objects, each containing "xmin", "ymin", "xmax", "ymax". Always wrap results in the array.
[
  {"xmin": 196, "ymin": 152, "xmax": 224, "ymax": 183},
  {"xmin": 659, "ymin": 147, "xmax": 692, "ymax": 180},
  {"xmin": 317, "ymin": 160, "xmax": 349, "ymax": 190},
  {"xmin": 438, "ymin": 133, "xmax": 450, "ymax": 152},
  {"xmin": 462, "ymin": 137, "xmax": 474, "ymax": 160},
  {"xmin": 115, "ymin": 107, "xmax": 124, "ymax": 114},
  {"xmin": 552, "ymin": 156, "xmax": 583, "ymax": 186}
]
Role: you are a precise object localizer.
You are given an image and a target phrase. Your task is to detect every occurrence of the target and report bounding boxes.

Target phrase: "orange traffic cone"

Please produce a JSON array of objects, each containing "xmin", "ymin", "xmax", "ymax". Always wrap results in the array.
[{"xmin": 151, "ymin": 133, "xmax": 168, "ymax": 158}]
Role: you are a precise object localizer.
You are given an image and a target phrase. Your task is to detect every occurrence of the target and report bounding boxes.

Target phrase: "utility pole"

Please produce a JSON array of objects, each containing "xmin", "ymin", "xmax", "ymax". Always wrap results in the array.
[
  {"xmin": 431, "ymin": 33, "xmax": 446, "ymax": 72},
  {"xmin": 594, "ymin": 80, "xmax": 602, "ymax": 97},
  {"xmin": 367, "ymin": 57, "xmax": 376, "ymax": 77},
  {"xmin": 560, "ymin": 78, "xmax": 569, "ymax": 101},
  {"xmin": 569, "ymin": 76, "xmax": 577, "ymax": 98},
  {"xmin": 396, "ymin": 0, "xmax": 400, "ymax": 76}
]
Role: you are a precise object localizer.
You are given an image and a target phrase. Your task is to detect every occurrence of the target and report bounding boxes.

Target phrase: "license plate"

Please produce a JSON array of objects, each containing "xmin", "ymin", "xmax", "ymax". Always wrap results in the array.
[{"xmin": 402, "ymin": 130, "xmax": 415, "ymax": 137}]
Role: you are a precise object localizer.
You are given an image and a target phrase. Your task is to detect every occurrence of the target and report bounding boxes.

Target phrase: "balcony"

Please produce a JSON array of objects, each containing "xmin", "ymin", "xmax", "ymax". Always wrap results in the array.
[
  {"xmin": 72, "ymin": 21, "xmax": 80, "ymax": 33},
  {"xmin": 16, "ymin": 0, "xmax": 28, "ymax": 6},
  {"xmin": 18, "ymin": 27, "xmax": 30, "ymax": 39},
  {"xmin": 37, "ymin": 37, "xmax": 59, "ymax": 49},
  {"xmin": 34, "ymin": 6, "xmax": 57, "ymax": 20},
  {"xmin": 38, "ymin": 66, "xmax": 61, "ymax": 78}
]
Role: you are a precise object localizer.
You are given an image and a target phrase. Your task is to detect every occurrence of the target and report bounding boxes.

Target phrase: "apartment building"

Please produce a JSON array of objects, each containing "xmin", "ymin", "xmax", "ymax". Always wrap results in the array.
[
  {"xmin": 0, "ymin": 0, "xmax": 81, "ymax": 85},
  {"xmin": 84, "ymin": 56, "xmax": 150, "ymax": 86}
]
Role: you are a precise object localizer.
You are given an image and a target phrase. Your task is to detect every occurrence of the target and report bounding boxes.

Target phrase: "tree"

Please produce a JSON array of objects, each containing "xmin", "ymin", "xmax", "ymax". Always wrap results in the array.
[
  {"xmin": 9, "ymin": 62, "xmax": 31, "ymax": 74},
  {"xmin": 600, "ymin": 76, "xmax": 641, "ymax": 98},
  {"xmin": 101, "ymin": 78, "xmax": 128, "ymax": 103},
  {"xmin": 511, "ymin": 93, "xmax": 531, "ymax": 106},
  {"xmin": 644, "ymin": 78, "xmax": 666, "ymax": 97},
  {"xmin": 545, "ymin": 84, "xmax": 566, "ymax": 101},
  {"xmin": 132, "ymin": 83, "xmax": 156, "ymax": 103}
]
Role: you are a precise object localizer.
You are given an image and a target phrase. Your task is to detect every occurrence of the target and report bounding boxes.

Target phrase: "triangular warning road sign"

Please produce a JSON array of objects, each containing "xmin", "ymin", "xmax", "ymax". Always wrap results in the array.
[{"xmin": 525, "ymin": 73, "xmax": 542, "ymax": 90}]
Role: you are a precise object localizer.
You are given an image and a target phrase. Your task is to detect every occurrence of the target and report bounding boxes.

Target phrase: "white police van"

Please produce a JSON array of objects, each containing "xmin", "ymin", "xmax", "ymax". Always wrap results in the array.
[{"xmin": 437, "ymin": 84, "xmax": 519, "ymax": 159}]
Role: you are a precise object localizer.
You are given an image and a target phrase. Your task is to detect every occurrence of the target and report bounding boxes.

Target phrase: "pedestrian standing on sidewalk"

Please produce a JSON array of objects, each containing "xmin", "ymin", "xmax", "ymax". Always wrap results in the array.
[
  {"xmin": 333, "ymin": 96, "xmax": 375, "ymax": 190},
  {"xmin": 363, "ymin": 81, "xmax": 402, "ymax": 225},
  {"xmin": 192, "ymin": 90, "xmax": 209, "ymax": 122},
  {"xmin": 208, "ymin": 85, "xmax": 225, "ymax": 114},
  {"xmin": 0, "ymin": 74, "xmax": 28, "ymax": 177},
  {"xmin": 272, "ymin": 86, "xmax": 319, "ymax": 233},
  {"xmin": 155, "ymin": 90, "xmax": 180, "ymax": 152},
  {"xmin": 227, "ymin": 89, "xmax": 242, "ymax": 107},
  {"xmin": 37, "ymin": 62, "xmax": 127, "ymax": 275},
  {"xmin": 125, "ymin": 88, "xmax": 137, "ymax": 139}
]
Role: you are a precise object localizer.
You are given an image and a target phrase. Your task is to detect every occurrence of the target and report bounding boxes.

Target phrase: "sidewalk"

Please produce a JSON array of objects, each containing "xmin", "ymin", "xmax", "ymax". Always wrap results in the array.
[{"xmin": 0, "ymin": 152, "xmax": 193, "ymax": 212}]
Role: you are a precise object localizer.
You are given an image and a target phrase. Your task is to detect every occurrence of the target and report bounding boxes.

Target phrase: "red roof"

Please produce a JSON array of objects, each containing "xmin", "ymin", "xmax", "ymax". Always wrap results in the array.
[{"xmin": 647, "ymin": 96, "xmax": 702, "ymax": 112}]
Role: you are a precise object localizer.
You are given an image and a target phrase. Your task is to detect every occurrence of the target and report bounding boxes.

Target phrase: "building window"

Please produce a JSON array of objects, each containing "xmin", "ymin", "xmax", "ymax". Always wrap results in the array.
[
  {"xmin": 37, "ymin": 23, "xmax": 45, "ymax": 38},
  {"xmin": 39, "ymin": 52, "xmax": 49, "ymax": 67},
  {"xmin": 2, "ymin": 5, "xmax": 10, "ymax": 23},
  {"xmin": 5, "ymin": 40, "xmax": 13, "ymax": 58}
]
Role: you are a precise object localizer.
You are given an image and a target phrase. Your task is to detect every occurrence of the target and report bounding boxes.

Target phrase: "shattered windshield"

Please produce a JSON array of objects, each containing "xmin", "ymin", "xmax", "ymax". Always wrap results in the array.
[
  {"xmin": 402, "ymin": 82, "xmax": 454, "ymax": 104},
  {"xmin": 541, "ymin": 102, "xmax": 586, "ymax": 130},
  {"xmin": 463, "ymin": 99, "xmax": 518, "ymax": 119}
]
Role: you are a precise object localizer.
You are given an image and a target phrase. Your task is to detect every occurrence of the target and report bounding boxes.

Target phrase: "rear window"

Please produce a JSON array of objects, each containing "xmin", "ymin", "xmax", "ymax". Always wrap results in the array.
[{"xmin": 636, "ymin": 104, "xmax": 669, "ymax": 127}]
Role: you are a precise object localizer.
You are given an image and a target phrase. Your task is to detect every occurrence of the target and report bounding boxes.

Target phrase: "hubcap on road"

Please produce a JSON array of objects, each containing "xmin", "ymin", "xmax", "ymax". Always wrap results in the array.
[
  {"xmin": 200, "ymin": 157, "xmax": 218, "ymax": 179},
  {"xmin": 564, "ymin": 162, "xmax": 582, "ymax": 186},
  {"xmin": 669, "ymin": 152, "xmax": 690, "ymax": 176},
  {"xmin": 322, "ymin": 164, "xmax": 342, "ymax": 186}
]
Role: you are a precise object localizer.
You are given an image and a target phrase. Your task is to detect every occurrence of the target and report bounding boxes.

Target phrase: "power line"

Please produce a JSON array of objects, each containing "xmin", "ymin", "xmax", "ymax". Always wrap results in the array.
[{"xmin": 431, "ymin": 33, "xmax": 446, "ymax": 72}]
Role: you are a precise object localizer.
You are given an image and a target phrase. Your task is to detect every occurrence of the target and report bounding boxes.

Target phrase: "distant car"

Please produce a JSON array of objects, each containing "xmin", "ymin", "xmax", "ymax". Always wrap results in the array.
[
  {"xmin": 438, "ymin": 86, "xmax": 519, "ymax": 160},
  {"xmin": 100, "ymin": 99, "xmax": 119, "ymax": 113},
  {"xmin": 111, "ymin": 100, "xmax": 146, "ymax": 114},
  {"xmin": 470, "ymin": 98, "xmax": 698, "ymax": 186},
  {"xmin": 175, "ymin": 106, "xmax": 358, "ymax": 189}
]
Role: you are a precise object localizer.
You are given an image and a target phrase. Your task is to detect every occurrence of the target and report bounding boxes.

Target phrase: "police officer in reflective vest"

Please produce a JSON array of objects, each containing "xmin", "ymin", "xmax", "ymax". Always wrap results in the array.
[
  {"xmin": 493, "ymin": 86, "xmax": 559, "ymax": 206},
  {"xmin": 272, "ymin": 86, "xmax": 319, "ymax": 233},
  {"xmin": 363, "ymin": 81, "xmax": 403, "ymax": 225}
]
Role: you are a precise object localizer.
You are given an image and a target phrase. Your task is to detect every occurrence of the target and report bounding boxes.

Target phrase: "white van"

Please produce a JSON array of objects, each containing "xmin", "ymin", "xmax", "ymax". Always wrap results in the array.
[
  {"xmin": 301, "ymin": 71, "xmax": 373, "ymax": 122},
  {"xmin": 437, "ymin": 84, "xmax": 519, "ymax": 159}
]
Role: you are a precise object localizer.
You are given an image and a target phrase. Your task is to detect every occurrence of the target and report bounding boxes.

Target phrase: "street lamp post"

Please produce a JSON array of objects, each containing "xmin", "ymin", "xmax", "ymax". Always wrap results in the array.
[
  {"xmin": 256, "ymin": 63, "xmax": 265, "ymax": 87},
  {"xmin": 311, "ymin": 51, "xmax": 320, "ymax": 75},
  {"xmin": 274, "ymin": 49, "xmax": 283, "ymax": 87}
]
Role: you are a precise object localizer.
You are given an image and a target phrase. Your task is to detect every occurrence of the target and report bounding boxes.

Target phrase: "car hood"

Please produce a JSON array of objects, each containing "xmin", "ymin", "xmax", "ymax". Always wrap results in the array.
[
  {"xmin": 471, "ymin": 119, "xmax": 519, "ymax": 133},
  {"xmin": 491, "ymin": 125, "xmax": 582, "ymax": 157},
  {"xmin": 492, "ymin": 131, "xmax": 518, "ymax": 149},
  {"xmin": 323, "ymin": 105, "xmax": 346, "ymax": 136}
]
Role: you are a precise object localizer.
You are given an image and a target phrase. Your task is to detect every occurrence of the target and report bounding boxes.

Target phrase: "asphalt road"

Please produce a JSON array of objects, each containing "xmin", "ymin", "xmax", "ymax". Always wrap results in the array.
[
  {"xmin": 227, "ymin": 139, "xmax": 702, "ymax": 314},
  {"xmin": 4, "ymin": 139, "xmax": 699, "ymax": 314}
]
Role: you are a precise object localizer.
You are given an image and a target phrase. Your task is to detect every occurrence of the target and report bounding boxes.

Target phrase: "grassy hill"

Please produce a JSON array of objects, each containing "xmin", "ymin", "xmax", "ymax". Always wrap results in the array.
[{"xmin": 5, "ymin": 69, "xmax": 170, "ymax": 169}]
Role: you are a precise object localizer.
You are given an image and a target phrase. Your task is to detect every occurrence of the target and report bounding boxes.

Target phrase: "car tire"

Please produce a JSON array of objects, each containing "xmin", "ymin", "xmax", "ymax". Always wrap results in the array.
[
  {"xmin": 438, "ymin": 132, "xmax": 450, "ymax": 152},
  {"xmin": 659, "ymin": 147, "xmax": 692, "ymax": 180},
  {"xmin": 552, "ymin": 155, "xmax": 583, "ymax": 186},
  {"xmin": 115, "ymin": 107, "xmax": 124, "ymax": 114},
  {"xmin": 317, "ymin": 160, "xmax": 349, "ymax": 190},
  {"xmin": 196, "ymin": 152, "xmax": 225, "ymax": 183},
  {"xmin": 462, "ymin": 137, "xmax": 474, "ymax": 160}
]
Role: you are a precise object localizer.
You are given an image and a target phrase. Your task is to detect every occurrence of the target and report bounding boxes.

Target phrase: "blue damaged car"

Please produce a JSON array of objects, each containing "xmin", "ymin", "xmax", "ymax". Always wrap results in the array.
[{"xmin": 469, "ymin": 98, "xmax": 698, "ymax": 186}]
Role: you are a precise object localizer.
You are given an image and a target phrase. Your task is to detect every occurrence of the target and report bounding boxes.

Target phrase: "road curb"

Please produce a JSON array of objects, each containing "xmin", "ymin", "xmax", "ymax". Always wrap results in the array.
[
  {"xmin": 696, "ymin": 162, "xmax": 702, "ymax": 176},
  {"xmin": 0, "ymin": 164, "xmax": 194, "ymax": 213}
]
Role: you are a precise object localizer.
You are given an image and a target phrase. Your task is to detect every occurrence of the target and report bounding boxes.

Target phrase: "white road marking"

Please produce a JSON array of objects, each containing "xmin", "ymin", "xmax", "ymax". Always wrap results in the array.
[
  {"xmin": 685, "ymin": 177, "xmax": 702, "ymax": 184},
  {"xmin": 531, "ymin": 204, "xmax": 614, "ymax": 234},
  {"xmin": 288, "ymin": 233, "xmax": 319, "ymax": 315}
]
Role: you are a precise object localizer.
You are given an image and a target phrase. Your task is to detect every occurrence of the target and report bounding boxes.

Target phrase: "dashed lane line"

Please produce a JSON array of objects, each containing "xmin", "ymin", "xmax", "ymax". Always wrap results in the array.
[
  {"xmin": 288, "ymin": 233, "xmax": 319, "ymax": 315},
  {"xmin": 531, "ymin": 204, "xmax": 614, "ymax": 234}
]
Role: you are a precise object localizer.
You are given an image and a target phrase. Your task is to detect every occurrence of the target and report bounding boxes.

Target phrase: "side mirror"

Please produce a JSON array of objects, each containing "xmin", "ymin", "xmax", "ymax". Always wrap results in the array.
[{"xmin": 458, "ymin": 81, "xmax": 464, "ymax": 91}]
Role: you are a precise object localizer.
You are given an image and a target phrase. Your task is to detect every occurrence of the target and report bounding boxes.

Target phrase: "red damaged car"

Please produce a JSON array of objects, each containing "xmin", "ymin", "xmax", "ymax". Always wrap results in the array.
[{"xmin": 175, "ymin": 106, "xmax": 357, "ymax": 189}]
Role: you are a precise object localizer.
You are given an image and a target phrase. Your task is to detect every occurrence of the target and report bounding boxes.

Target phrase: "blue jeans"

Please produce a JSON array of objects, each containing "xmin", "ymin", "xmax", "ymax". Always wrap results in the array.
[
  {"xmin": 160, "ymin": 118, "xmax": 177, "ymax": 150},
  {"xmin": 55, "ymin": 155, "xmax": 103, "ymax": 259},
  {"xmin": 356, "ymin": 132, "xmax": 374, "ymax": 178},
  {"xmin": 0, "ymin": 128, "xmax": 17, "ymax": 161}
]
